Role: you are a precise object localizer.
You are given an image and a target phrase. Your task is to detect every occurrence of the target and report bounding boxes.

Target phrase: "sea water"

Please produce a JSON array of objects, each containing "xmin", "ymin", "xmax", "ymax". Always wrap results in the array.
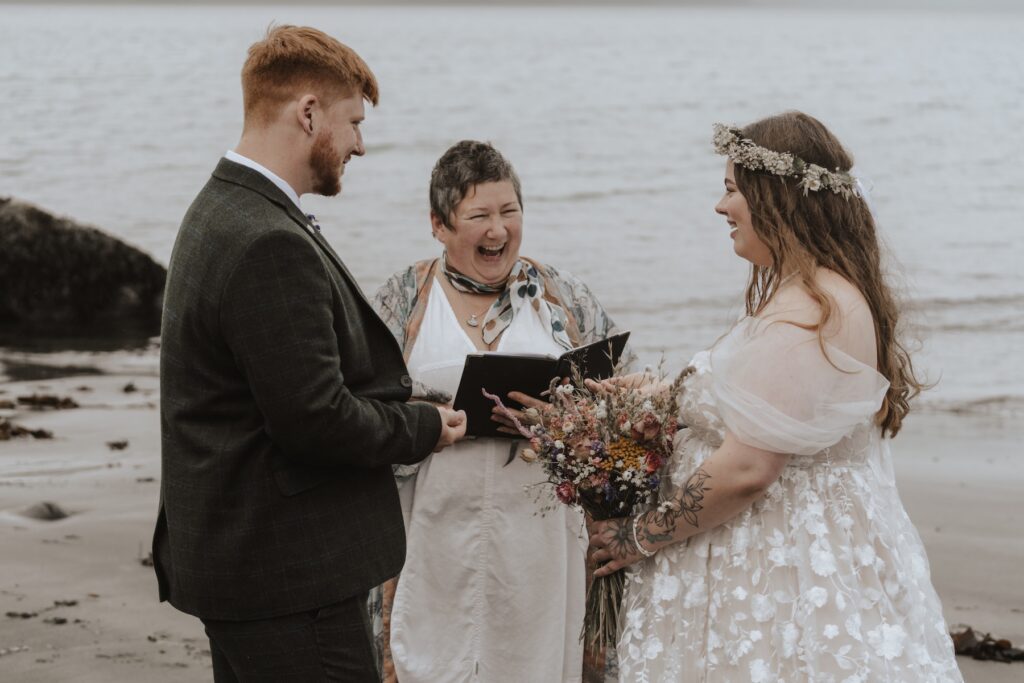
[{"xmin": 1, "ymin": 4, "xmax": 1022, "ymax": 418}]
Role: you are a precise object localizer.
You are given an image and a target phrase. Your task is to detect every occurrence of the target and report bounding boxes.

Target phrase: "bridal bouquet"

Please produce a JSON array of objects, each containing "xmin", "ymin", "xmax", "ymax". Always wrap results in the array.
[{"xmin": 484, "ymin": 366, "xmax": 692, "ymax": 654}]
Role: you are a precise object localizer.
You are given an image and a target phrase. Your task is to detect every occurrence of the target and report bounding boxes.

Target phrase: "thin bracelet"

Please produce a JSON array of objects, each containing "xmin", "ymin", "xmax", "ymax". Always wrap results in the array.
[{"xmin": 631, "ymin": 515, "xmax": 655, "ymax": 558}]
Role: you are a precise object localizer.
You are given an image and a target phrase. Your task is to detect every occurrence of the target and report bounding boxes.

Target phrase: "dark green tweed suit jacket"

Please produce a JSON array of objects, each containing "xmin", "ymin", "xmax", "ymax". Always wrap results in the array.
[{"xmin": 153, "ymin": 158, "xmax": 441, "ymax": 621}]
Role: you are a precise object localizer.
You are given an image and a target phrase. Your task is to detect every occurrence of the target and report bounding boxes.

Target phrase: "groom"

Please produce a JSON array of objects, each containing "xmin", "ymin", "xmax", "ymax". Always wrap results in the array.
[{"xmin": 153, "ymin": 25, "xmax": 466, "ymax": 681}]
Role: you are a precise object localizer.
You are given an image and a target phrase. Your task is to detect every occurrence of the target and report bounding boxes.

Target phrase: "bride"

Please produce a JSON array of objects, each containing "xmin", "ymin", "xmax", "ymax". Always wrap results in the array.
[{"xmin": 587, "ymin": 112, "xmax": 963, "ymax": 682}]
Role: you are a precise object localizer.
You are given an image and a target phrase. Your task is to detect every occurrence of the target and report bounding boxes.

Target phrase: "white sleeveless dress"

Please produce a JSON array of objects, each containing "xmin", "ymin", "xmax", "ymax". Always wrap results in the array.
[
  {"xmin": 616, "ymin": 317, "xmax": 963, "ymax": 682},
  {"xmin": 390, "ymin": 277, "xmax": 587, "ymax": 683}
]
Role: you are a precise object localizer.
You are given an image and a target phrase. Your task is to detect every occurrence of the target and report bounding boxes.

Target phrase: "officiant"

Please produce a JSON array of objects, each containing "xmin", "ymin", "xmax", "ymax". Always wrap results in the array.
[{"xmin": 369, "ymin": 140, "xmax": 635, "ymax": 683}]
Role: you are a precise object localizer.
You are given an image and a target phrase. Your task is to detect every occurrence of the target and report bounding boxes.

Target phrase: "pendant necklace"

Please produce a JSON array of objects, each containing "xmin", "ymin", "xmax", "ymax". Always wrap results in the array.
[{"xmin": 460, "ymin": 291, "xmax": 492, "ymax": 328}]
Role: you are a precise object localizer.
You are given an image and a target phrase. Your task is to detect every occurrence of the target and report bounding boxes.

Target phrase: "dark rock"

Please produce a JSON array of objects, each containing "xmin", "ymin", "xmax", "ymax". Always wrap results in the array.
[
  {"xmin": 0, "ymin": 417, "xmax": 53, "ymax": 440},
  {"xmin": 0, "ymin": 400, "xmax": 14, "ymax": 409},
  {"xmin": 107, "ymin": 440, "xmax": 129, "ymax": 451},
  {"xmin": 0, "ymin": 360, "xmax": 103, "ymax": 382},
  {"xmin": 122, "ymin": 382, "xmax": 137, "ymax": 393},
  {"xmin": 16, "ymin": 394, "xmax": 79, "ymax": 409},
  {"xmin": 0, "ymin": 197, "xmax": 165, "ymax": 332},
  {"xmin": 21, "ymin": 501, "xmax": 70, "ymax": 521}
]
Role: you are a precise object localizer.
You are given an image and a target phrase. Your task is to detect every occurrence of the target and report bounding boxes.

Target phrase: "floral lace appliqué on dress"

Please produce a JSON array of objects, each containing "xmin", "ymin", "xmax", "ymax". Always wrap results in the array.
[{"xmin": 617, "ymin": 318, "xmax": 963, "ymax": 683}]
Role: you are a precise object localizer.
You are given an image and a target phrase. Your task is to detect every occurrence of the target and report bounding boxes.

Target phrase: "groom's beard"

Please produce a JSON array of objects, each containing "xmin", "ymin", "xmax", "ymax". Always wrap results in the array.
[{"xmin": 310, "ymin": 129, "xmax": 342, "ymax": 197}]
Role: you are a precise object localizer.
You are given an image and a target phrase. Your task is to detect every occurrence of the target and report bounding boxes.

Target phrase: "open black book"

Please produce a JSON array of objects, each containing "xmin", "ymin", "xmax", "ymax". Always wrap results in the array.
[{"xmin": 452, "ymin": 331, "xmax": 630, "ymax": 439}]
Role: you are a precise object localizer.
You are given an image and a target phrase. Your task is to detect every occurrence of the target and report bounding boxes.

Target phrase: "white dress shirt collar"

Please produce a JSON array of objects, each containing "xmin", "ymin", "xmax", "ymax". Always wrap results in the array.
[{"xmin": 225, "ymin": 150, "xmax": 303, "ymax": 212}]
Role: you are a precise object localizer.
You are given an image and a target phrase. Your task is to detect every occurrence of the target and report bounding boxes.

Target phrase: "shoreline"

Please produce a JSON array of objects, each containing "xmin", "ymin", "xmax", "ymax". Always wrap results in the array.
[{"xmin": 0, "ymin": 367, "xmax": 1020, "ymax": 681}]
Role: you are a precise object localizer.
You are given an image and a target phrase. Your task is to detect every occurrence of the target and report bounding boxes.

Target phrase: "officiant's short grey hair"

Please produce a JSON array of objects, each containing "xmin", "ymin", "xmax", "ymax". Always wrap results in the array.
[{"xmin": 429, "ymin": 140, "xmax": 523, "ymax": 229}]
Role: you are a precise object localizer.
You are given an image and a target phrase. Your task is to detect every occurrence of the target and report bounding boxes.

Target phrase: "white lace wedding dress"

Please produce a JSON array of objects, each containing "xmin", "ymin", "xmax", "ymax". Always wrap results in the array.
[{"xmin": 616, "ymin": 317, "xmax": 963, "ymax": 682}]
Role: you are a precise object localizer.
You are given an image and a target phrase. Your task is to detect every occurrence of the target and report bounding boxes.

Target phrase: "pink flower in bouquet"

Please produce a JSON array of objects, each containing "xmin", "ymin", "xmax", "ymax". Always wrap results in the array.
[
  {"xmin": 555, "ymin": 481, "xmax": 577, "ymax": 504},
  {"xmin": 644, "ymin": 451, "xmax": 663, "ymax": 474},
  {"xmin": 630, "ymin": 413, "xmax": 662, "ymax": 442}
]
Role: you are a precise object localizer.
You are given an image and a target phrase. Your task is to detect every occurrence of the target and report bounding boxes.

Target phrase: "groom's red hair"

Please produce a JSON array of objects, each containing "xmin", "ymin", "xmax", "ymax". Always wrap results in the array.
[{"xmin": 241, "ymin": 25, "xmax": 379, "ymax": 127}]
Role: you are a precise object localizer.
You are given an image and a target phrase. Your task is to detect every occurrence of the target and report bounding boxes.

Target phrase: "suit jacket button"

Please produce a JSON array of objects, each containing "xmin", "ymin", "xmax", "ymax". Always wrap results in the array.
[{"xmin": 400, "ymin": 375, "xmax": 413, "ymax": 388}]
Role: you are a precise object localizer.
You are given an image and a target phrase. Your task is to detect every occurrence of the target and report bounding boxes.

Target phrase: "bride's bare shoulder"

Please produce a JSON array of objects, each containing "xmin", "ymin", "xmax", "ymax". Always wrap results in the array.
[
  {"xmin": 814, "ymin": 269, "xmax": 873, "ymax": 328},
  {"xmin": 761, "ymin": 269, "xmax": 874, "ymax": 340}
]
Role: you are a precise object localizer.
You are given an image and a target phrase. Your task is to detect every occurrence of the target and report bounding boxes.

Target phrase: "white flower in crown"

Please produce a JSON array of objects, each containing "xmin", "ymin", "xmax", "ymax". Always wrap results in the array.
[
  {"xmin": 802, "ymin": 165, "xmax": 825, "ymax": 192},
  {"xmin": 712, "ymin": 124, "xmax": 737, "ymax": 149},
  {"xmin": 712, "ymin": 122, "xmax": 858, "ymax": 199},
  {"xmin": 766, "ymin": 151, "xmax": 793, "ymax": 175}
]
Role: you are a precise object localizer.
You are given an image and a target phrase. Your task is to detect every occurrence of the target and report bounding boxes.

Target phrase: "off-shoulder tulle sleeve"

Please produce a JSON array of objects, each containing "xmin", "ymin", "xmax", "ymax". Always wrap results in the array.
[{"xmin": 709, "ymin": 318, "xmax": 889, "ymax": 455}]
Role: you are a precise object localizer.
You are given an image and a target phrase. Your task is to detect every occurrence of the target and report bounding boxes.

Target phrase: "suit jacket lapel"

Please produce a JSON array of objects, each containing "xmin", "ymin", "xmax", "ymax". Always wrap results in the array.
[
  {"xmin": 307, "ymin": 228, "xmax": 365, "ymax": 297},
  {"xmin": 211, "ymin": 158, "xmax": 373, "ymax": 307}
]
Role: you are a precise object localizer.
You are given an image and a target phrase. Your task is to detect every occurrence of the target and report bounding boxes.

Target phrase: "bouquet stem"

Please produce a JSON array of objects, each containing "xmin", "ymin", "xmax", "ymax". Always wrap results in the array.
[{"xmin": 582, "ymin": 567, "xmax": 625, "ymax": 656}]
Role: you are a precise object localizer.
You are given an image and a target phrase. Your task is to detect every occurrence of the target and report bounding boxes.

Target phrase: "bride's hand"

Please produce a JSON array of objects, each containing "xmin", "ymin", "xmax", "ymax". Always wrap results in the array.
[
  {"xmin": 492, "ymin": 391, "xmax": 549, "ymax": 434},
  {"xmin": 585, "ymin": 371, "xmax": 669, "ymax": 398},
  {"xmin": 587, "ymin": 515, "xmax": 648, "ymax": 577}
]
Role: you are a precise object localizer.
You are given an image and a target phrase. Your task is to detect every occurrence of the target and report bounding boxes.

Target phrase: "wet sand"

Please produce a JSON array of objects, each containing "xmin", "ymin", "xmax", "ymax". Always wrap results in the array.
[{"xmin": 0, "ymin": 370, "xmax": 1020, "ymax": 682}]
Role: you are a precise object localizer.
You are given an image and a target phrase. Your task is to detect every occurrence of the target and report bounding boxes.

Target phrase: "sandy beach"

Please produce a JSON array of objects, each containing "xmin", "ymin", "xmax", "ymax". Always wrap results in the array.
[{"xmin": 0, "ymin": 365, "xmax": 1021, "ymax": 682}]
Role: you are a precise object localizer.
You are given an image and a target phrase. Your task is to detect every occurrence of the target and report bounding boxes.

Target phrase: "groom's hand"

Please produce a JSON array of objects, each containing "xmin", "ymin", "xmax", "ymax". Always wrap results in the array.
[{"xmin": 433, "ymin": 405, "xmax": 467, "ymax": 452}]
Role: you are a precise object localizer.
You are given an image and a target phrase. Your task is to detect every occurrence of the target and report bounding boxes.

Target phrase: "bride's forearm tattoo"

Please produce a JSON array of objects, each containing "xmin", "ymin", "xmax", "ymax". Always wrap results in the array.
[{"xmin": 649, "ymin": 467, "xmax": 713, "ymax": 537}]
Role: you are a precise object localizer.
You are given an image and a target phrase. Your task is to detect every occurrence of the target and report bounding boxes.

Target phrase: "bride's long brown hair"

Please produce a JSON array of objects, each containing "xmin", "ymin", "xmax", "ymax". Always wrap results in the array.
[{"xmin": 732, "ymin": 111, "xmax": 923, "ymax": 437}]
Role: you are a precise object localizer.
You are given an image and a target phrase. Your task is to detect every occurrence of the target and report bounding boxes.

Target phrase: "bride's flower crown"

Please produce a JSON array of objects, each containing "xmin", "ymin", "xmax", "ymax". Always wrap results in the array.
[{"xmin": 712, "ymin": 123, "xmax": 859, "ymax": 199}]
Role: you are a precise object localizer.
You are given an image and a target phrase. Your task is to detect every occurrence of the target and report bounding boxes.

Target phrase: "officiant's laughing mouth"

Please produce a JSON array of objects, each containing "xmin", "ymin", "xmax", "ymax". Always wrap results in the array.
[{"xmin": 478, "ymin": 243, "xmax": 506, "ymax": 260}]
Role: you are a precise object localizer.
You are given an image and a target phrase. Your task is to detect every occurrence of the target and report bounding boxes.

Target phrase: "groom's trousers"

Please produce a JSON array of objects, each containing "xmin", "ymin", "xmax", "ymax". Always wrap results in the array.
[{"xmin": 201, "ymin": 592, "xmax": 377, "ymax": 682}]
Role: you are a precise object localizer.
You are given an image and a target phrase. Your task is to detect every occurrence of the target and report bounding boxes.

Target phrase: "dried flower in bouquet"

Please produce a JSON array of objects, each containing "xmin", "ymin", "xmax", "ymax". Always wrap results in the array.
[{"xmin": 485, "ymin": 364, "xmax": 695, "ymax": 655}]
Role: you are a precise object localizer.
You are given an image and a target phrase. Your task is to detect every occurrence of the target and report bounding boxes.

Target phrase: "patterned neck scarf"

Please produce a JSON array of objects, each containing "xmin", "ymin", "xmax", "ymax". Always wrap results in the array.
[{"xmin": 441, "ymin": 252, "xmax": 573, "ymax": 350}]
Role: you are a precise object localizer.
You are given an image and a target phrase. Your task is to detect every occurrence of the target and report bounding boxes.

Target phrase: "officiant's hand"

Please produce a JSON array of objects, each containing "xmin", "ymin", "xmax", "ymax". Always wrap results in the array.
[
  {"xmin": 492, "ymin": 390, "xmax": 549, "ymax": 434},
  {"xmin": 588, "ymin": 515, "xmax": 648, "ymax": 577}
]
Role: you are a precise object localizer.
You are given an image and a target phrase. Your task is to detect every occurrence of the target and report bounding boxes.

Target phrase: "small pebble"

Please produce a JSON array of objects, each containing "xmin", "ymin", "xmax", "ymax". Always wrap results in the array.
[{"xmin": 21, "ymin": 502, "xmax": 70, "ymax": 521}]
